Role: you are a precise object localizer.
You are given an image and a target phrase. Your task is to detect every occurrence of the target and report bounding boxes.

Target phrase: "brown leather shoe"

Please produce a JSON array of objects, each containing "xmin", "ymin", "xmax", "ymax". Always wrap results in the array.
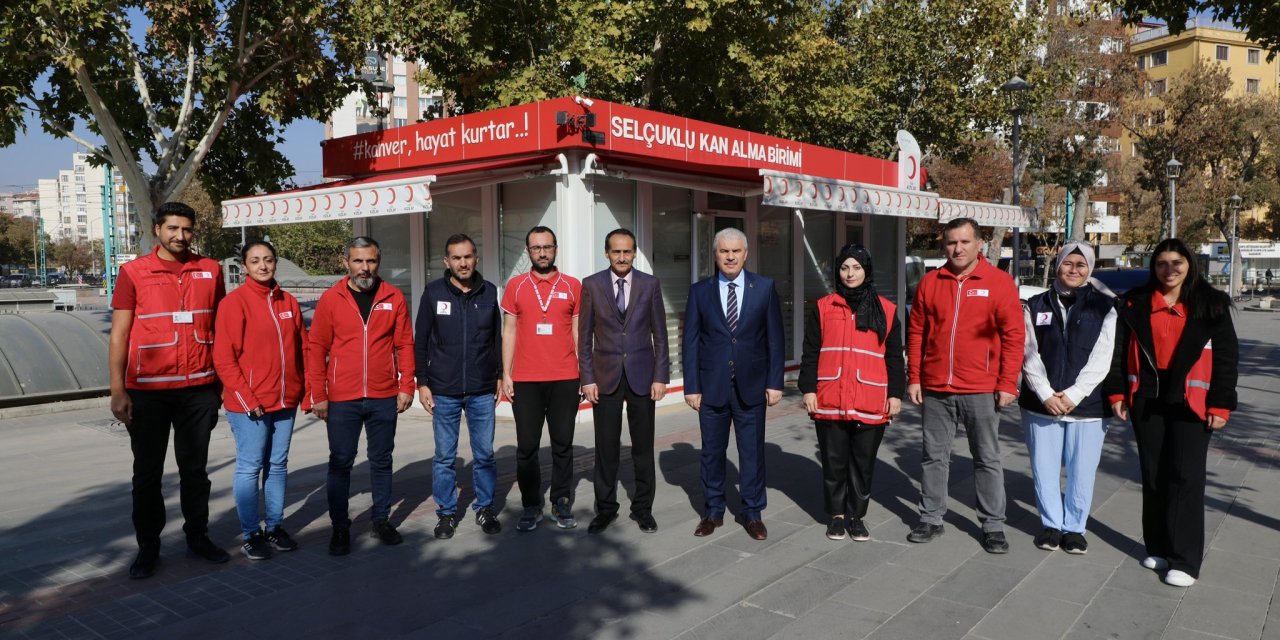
[
  {"xmin": 744, "ymin": 519, "xmax": 768, "ymax": 541},
  {"xmin": 693, "ymin": 516, "xmax": 724, "ymax": 537}
]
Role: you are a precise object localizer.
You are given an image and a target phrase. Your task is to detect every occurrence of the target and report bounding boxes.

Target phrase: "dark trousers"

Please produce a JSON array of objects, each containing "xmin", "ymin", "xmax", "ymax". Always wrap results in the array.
[
  {"xmin": 1132, "ymin": 399, "xmax": 1214, "ymax": 577},
  {"xmin": 513, "ymin": 380, "xmax": 580, "ymax": 508},
  {"xmin": 126, "ymin": 384, "xmax": 220, "ymax": 548},
  {"xmin": 700, "ymin": 385, "xmax": 768, "ymax": 521},
  {"xmin": 592, "ymin": 372, "xmax": 656, "ymax": 516},
  {"xmin": 326, "ymin": 397, "xmax": 398, "ymax": 528},
  {"xmin": 814, "ymin": 420, "xmax": 886, "ymax": 519}
]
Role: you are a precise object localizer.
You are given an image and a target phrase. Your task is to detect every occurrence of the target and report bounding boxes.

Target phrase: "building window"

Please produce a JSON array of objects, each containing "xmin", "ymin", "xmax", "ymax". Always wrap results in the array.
[
  {"xmin": 1247, "ymin": 78, "xmax": 1260, "ymax": 94},
  {"xmin": 74, "ymin": 175, "xmax": 84, "ymax": 183},
  {"xmin": 393, "ymin": 118, "xmax": 408, "ymax": 128},
  {"xmin": 393, "ymin": 74, "xmax": 406, "ymax": 87},
  {"xmin": 1216, "ymin": 45, "xmax": 1229, "ymax": 61},
  {"xmin": 1248, "ymin": 48, "xmax": 1261, "ymax": 64},
  {"xmin": 393, "ymin": 96, "xmax": 407, "ymax": 108},
  {"xmin": 1151, "ymin": 79, "xmax": 1166, "ymax": 96},
  {"xmin": 1151, "ymin": 49, "xmax": 1168, "ymax": 66},
  {"xmin": 1137, "ymin": 54, "xmax": 1146, "ymax": 69}
]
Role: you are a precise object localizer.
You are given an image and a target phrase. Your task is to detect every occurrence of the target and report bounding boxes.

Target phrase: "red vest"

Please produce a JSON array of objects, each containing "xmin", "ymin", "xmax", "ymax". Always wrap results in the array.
[
  {"xmin": 1124, "ymin": 334, "xmax": 1214, "ymax": 421},
  {"xmin": 124, "ymin": 248, "xmax": 222, "ymax": 390},
  {"xmin": 812, "ymin": 293, "xmax": 896, "ymax": 425}
]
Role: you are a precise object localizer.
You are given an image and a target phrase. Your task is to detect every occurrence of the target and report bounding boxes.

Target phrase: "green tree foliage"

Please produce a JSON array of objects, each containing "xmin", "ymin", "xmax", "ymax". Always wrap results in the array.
[
  {"xmin": 0, "ymin": 1, "xmax": 369, "ymax": 243},
  {"xmin": 49, "ymin": 237, "xmax": 95, "ymax": 273},
  {"xmin": 1111, "ymin": 0, "xmax": 1280, "ymax": 56},
  {"xmin": 0, "ymin": 212, "xmax": 41, "ymax": 266},
  {"xmin": 372, "ymin": 0, "xmax": 1042, "ymax": 160},
  {"xmin": 262, "ymin": 220, "xmax": 351, "ymax": 275}
]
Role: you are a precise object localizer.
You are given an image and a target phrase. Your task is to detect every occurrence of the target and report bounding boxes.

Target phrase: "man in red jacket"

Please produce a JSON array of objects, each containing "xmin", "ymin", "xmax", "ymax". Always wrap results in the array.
[
  {"xmin": 306, "ymin": 237, "xmax": 416, "ymax": 556},
  {"xmin": 905, "ymin": 218, "xmax": 1024, "ymax": 553},
  {"xmin": 109, "ymin": 202, "xmax": 229, "ymax": 578}
]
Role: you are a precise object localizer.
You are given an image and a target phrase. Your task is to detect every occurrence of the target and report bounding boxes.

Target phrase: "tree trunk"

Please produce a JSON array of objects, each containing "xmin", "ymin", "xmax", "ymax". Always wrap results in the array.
[{"xmin": 1070, "ymin": 187, "xmax": 1089, "ymax": 241}]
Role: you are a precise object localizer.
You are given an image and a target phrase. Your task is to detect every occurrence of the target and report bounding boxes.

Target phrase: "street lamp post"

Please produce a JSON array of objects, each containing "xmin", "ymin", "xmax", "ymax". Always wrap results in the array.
[
  {"xmin": 1001, "ymin": 75, "xmax": 1032, "ymax": 286},
  {"xmin": 1165, "ymin": 157, "xmax": 1182, "ymax": 238},
  {"xmin": 1228, "ymin": 194, "xmax": 1242, "ymax": 299}
]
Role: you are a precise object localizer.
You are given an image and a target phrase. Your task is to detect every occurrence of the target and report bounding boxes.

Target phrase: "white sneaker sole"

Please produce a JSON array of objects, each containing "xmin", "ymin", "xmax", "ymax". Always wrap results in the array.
[
  {"xmin": 1141, "ymin": 556, "xmax": 1169, "ymax": 571},
  {"xmin": 1163, "ymin": 569, "xmax": 1196, "ymax": 587}
]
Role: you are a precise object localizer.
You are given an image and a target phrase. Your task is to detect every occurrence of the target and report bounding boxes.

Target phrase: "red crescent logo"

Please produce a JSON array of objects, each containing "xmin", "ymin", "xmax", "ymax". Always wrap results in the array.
[
  {"xmin": 404, "ymin": 186, "xmax": 414, "ymax": 202},
  {"xmin": 324, "ymin": 194, "xmax": 332, "ymax": 211},
  {"xmin": 294, "ymin": 198, "xmax": 302, "ymax": 214},
  {"xmin": 387, "ymin": 188, "xmax": 396, "ymax": 204},
  {"xmin": 353, "ymin": 192, "xmax": 362, "ymax": 207},
  {"xmin": 255, "ymin": 202, "xmax": 263, "ymax": 216},
  {"xmin": 763, "ymin": 176, "xmax": 773, "ymax": 194},
  {"xmin": 268, "ymin": 201, "xmax": 277, "ymax": 215},
  {"xmin": 874, "ymin": 192, "xmax": 881, "ymax": 206},
  {"xmin": 309, "ymin": 197, "xmax": 317, "ymax": 212},
  {"xmin": 908, "ymin": 156, "xmax": 918, "ymax": 181},
  {"xmin": 370, "ymin": 190, "xmax": 379, "ymax": 206},
  {"xmin": 779, "ymin": 179, "xmax": 789, "ymax": 196},
  {"xmin": 807, "ymin": 182, "xmax": 817, "ymax": 199},
  {"xmin": 338, "ymin": 193, "xmax": 347, "ymax": 209},
  {"xmin": 823, "ymin": 184, "xmax": 833, "ymax": 200}
]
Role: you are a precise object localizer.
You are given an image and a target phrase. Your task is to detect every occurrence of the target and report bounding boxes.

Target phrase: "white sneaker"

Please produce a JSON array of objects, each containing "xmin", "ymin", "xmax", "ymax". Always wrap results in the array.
[
  {"xmin": 1141, "ymin": 556, "xmax": 1169, "ymax": 570},
  {"xmin": 1163, "ymin": 569, "xmax": 1196, "ymax": 587}
]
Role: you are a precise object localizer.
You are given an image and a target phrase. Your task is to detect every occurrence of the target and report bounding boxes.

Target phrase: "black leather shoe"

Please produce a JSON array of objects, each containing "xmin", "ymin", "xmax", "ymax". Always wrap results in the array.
[
  {"xmin": 371, "ymin": 519, "xmax": 404, "ymax": 546},
  {"xmin": 587, "ymin": 513, "xmax": 618, "ymax": 534},
  {"xmin": 982, "ymin": 531, "xmax": 1009, "ymax": 554},
  {"xmin": 186, "ymin": 535, "xmax": 230, "ymax": 564},
  {"xmin": 907, "ymin": 523, "xmax": 945, "ymax": 544},
  {"xmin": 694, "ymin": 516, "xmax": 724, "ymax": 537},
  {"xmin": 630, "ymin": 512, "xmax": 658, "ymax": 533},
  {"xmin": 329, "ymin": 527, "xmax": 351, "ymax": 556},
  {"xmin": 129, "ymin": 545, "xmax": 160, "ymax": 579}
]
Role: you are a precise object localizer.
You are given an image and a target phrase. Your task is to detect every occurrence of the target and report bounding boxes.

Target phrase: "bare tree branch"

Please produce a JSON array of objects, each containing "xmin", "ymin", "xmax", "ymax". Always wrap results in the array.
[
  {"xmin": 117, "ymin": 15, "xmax": 165, "ymax": 146},
  {"xmin": 155, "ymin": 35, "xmax": 199, "ymax": 184},
  {"xmin": 21, "ymin": 101, "xmax": 104, "ymax": 155}
]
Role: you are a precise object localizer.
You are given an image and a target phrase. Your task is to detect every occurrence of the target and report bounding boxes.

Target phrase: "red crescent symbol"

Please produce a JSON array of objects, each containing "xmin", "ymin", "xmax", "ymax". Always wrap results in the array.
[
  {"xmin": 370, "ymin": 190, "xmax": 379, "ymax": 206},
  {"xmin": 874, "ymin": 192, "xmax": 882, "ymax": 206},
  {"xmin": 294, "ymin": 198, "xmax": 302, "ymax": 214},
  {"xmin": 837, "ymin": 187, "xmax": 845, "ymax": 202},
  {"xmin": 908, "ymin": 157, "xmax": 918, "ymax": 180},
  {"xmin": 387, "ymin": 188, "xmax": 396, "ymax": 204},
  {"xmin": 268, "ymin": 201, "xmax": 277, "ymax": 215},
  {"xmin": 763, "ymin": 177, "xmax": 772, "ymax": 194},
  {"xmin": 353, "ymin": 192, "xmax": 362, "ymax": 207},
  {"xmin": 779, "ymin": 180, "xmax": 789, "ymax": 196},
  {"xmin": 863, "ymin": 190, "xmax": 870, "ymax": 203},
  {"xmin": 807, "ymin": 182, "xmax": 817, "ymax": 199},
  {"xmin": 893, "ymin": 193, "xmax": 900, "ymax": 207},
  {"xmin": 324, "ymin": 194, "xmax": 332, "ymax": 211},
  {"xmin": 823, "ymin": 184, "xmax": 833, "ymax": 201},
  {"xmin": 338, "ymin": 193, "xmax": 347, "ymax": 209},
  {"xmin": 309, "ymin": 197, "xmax": 317, "ymax": 212},
  {"xmin": 404, "ymin": 185, "xmax": 414, "ymax": 202},
  {"xmin": 255, "ymin": 202, "xmax": 263, "ymax": 216}
]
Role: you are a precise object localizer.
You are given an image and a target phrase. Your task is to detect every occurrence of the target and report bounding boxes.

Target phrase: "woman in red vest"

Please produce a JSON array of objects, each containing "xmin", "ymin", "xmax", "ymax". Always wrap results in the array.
[
  {"xmin": 213, "ymin": 241, "xmax": 310, "ymax": 561},
  {"xmin": 1105, "ymin": 238, "xmax": 1238, "ymax": 587},
  {"xmin": 799, "ymin": 244, "xmax": 905, "ymax": 541}
]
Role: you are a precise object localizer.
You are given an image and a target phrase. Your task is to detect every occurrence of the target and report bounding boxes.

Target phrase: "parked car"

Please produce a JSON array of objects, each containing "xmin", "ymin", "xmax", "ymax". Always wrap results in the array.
[
  {"xmin": 1092, "ymin": 269, "xmax": 1150, "ymax": 297},
  {"xmin": 44, "ymin": 272, "xmax": 68, "ymax": 286},
  {"xmin": 2, "ymin": 274, "xmax": 32, "ymax": 288}
]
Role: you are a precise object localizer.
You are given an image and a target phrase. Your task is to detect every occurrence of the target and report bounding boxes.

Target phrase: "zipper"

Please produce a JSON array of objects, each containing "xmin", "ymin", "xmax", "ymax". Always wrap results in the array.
[
  {"xmin": 1126, "ymin": 314, "xmax": 1160, "ymax": 391},
  {"xmin": 946, "ymin": 278, "xmax": 964, "ymax": 387},
  {"xmin": 267, "ymin": 288, "xmax": 287, "ymax": 408},
  {"xmin": 460, "ymin": 287, "xmax": 469, "ymax": 392}
]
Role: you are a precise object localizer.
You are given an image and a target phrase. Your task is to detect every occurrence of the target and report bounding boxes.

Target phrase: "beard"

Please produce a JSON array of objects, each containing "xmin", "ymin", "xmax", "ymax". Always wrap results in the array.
[
  {"xmin": 531, "ymin": 261, "xmax": 556, "ymax": 275},
  {"xmin": 351, "ymin": 275, "xmax": 378, "ymax": 291}
]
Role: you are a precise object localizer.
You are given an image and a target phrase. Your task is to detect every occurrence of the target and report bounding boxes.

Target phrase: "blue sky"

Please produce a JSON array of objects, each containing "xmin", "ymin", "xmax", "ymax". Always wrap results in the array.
[{"xmin": 0, "ymin": 116, "xmax": 326, "ymax": 192}]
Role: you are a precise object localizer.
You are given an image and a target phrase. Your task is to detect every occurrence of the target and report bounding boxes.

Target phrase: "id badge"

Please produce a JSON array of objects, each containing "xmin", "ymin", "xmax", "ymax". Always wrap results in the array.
[
  {"xmin": 536, "ymin": 322, "xmax": 553, "ymax": 336},
  {"xmin": 172, "ymin": 311, "xmax": 194, "ymax": 324}
]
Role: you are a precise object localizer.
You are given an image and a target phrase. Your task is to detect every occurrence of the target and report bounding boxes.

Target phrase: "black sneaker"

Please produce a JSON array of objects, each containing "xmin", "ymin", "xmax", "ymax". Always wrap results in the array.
[
  {"xmin": 266, "ymin": 527, "xmax": 298, "ymax": 552},
  {"xmin": 329, "ymin": 527, "xmax": 351, "ymax": 556},
  {"xmin": 186, "ymin": 535, "xmax": 230, "ymax": 564},
  {"xmin": 241, "ymin": 531, "xmax": 273, "ymax": 561},
  {"xmin": 434, "ymin": 514, "xmax": 458, "ymax": 540},
  {"xmin": 847, "ymin": 518, "xmax": 871, "ymax": 541},
  {"xmin": 1061, "ymin": 532, "xmax": 1088, "ymax": 554},
  {"xmin": 516, "ymin": 506, "xmax": 543, "ymax": 532},
  {"xmin": 907, "ymin": 523, "xmax": 945, "ymax": 543},
  {"xmin": 371, "ymin": 519, "xmax": 404, "ymax": 545},
  {"xmin": 1035, "ymin": 528, "xmax": 1062, "ymax": 551},
  {"xmin": 476, "ymin": 507, "xmax": 502, "ymax": 535},
  {"xmin": 826, "ymin": 517, "xmax": 848, "ymax": 540},
  {"xmin": 129, "ymin": 544, "xmax": 160, "ymax": 579},
  {"xmin": 552, "ymin": 497, "xmax": 577, "ymax": 529},
  {"xmin": 982, "ymin": 531, "xmax": 1010, "ymax": 554}
]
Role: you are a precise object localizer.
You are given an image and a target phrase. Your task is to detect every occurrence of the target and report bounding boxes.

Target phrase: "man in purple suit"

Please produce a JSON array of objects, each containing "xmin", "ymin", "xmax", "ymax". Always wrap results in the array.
[{"xmin": 579, "ymin": 228, "xmax": 671, "ymax": 534}]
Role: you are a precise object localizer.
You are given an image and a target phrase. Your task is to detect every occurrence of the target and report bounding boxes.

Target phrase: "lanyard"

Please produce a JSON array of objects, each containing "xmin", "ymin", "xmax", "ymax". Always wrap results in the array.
[{"xmin": 528, "ymin": 272, "xmax": 562, "ymax": 318}]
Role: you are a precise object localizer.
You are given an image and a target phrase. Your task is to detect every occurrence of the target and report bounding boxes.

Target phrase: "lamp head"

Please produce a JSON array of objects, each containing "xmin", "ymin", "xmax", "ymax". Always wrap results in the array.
[
  {"xmin": 1229, "ymin": 194, "xmax": 1242, "ymax": 209},
  {"xmin": 1165, "ymin": 157, "xmax": 1182, "ymax": 180}
]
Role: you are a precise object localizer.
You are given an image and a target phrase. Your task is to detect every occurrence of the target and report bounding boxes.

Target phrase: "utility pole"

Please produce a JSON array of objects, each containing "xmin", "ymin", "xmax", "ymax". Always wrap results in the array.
[{"xmin": 102, "ymin": 164, "xmax": 117, "ymax": 300}]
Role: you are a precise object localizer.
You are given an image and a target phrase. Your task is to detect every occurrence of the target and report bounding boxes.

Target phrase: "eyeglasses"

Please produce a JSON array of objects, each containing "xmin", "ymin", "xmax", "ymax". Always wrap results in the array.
[{"xmin": 528, "ymin": 245, "xmax": 557, "ymax": 253}]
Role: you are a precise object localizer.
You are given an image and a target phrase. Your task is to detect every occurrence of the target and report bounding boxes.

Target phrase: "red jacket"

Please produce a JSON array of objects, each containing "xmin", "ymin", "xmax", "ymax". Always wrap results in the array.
[
  {"xmin": 213, "ymin": 278, "xmax": 309, "ymax": 413},
  {"xmin": 907, "ymin": 255, "xmax": 1024, "ymax": 395},
  {"xmin": 122, "ymin": 247, "xmax": 223, "ymax": 390},
  {"xmin": 812, "ymin": 294, "xmax": 897, "ymax": 425},
  {"xmin": 306, "ymin": 278, "xmax": 416, "ymax": 403}
]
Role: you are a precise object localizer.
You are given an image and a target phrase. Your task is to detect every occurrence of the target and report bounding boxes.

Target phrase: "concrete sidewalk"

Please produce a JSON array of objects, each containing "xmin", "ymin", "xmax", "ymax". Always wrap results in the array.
[{"xmin": 1, "ymin": 311, "xmax": 1277, "ymax": 640}]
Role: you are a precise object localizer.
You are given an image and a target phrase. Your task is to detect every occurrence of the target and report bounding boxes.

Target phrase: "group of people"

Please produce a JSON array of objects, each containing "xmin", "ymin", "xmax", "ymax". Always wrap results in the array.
[
  {"xmin": 110, "ymin": 203, "xmax": 1237, "ymax": 590},
  {"xmin": 801, "ymin": 218, "xmax": 1238, "ymax": 589}
]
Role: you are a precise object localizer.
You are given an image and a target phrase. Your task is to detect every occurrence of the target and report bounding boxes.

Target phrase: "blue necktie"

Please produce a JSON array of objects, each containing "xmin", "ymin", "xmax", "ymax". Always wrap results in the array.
[
  {"xmin": 616, "ymin": 278, "xmax": 626, "ymax": 316},
  {"xmin": 726, "ymin": 282, "xmax": 738, "ymax": 333}
]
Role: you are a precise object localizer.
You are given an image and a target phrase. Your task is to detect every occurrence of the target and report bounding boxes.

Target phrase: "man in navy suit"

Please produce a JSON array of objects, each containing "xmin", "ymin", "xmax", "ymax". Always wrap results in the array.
[
  {"xmin": 579, "ymin": 228, "xmax": 670, "ymax": 534},
  {"xmin": 683, "ymin": 227, "xmax": 785, "ymax": 540}
]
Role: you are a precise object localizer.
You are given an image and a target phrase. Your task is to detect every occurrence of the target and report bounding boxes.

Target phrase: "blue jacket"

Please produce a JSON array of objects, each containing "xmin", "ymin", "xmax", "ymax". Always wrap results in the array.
[
  {"xmin": 414, "ymin": 273, "xmax": 502, "ymax": 396},
  {"xmin": 682, "ymin": 271, "xmax": 785, "ymax": 407},
  {"xmin": 1020, "ymin": 285, "xmax": 1114, "ymax": 418}
]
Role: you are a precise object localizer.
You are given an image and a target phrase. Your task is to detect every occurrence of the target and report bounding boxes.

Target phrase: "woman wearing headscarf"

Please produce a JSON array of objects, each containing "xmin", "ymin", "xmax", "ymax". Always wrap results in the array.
[
  {"xmin": 1104, "ymin": 238, "xmax": 1238, "ymax": 587},
  {"xmin": 1020, "ymin": 241, "xmax": 1116, "ymax": 555},
  {"xmin": 799, "ymin": 244, "xmax": 905, "ymax": 541},
  {"xmin": 213, "ymin": 241, "xmax": 309, "ymax": 560}
]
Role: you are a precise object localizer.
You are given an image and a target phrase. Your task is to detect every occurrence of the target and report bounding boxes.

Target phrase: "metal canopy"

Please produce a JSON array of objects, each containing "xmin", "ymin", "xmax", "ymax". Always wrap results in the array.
[
  {"xmin": 220, "ymin": 175, "xmax": 436, "ymax": 228},
  {"xmin": 760, "ymin": 170, "xmax": 939, "ymax": 219},
  {"xmin": 938, "ymin": 198, "xmax": 1040, "ymax": 231}
]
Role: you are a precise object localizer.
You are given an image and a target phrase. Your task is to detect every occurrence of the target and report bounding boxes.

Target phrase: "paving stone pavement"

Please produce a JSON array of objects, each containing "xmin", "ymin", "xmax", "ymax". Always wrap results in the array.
[{"xmin": 0, "ymin": 311, "xmax": 1276, "ymax": 639}]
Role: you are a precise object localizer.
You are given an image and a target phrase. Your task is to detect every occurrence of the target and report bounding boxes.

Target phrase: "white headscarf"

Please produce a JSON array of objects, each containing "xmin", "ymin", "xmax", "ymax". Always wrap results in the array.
[{"xmin": 1053, "ymin": 241, "xmax": 1097, "ymax": 297}]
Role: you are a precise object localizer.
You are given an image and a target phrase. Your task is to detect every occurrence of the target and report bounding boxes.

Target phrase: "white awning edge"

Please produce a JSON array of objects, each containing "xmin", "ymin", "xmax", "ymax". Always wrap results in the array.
[
  {"xmin": 760, "ymin": 169, "xmax": 939, "ymax": 219},
  {"xmin": 220, "ymin": 175, "xmax": 436, "ymax": 228},
  {"xmin": 938, "ymin": 198, "xmax": 1040, "ymax": 231}
]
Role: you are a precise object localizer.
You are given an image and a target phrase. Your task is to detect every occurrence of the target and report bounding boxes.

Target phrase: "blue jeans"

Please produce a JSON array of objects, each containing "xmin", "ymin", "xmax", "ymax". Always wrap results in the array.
[
  {"xmin": 432, "ymin": 393, "xmax": 497, "ymax": 516},
  {"xmin": 1023, "ymin": 411, "xmax": 1108, "ymax": 533},
  {"xmin": 226, "ymin": 408, "xmax": 297, "ymax": 539},
  {"xmin": 326, "ymin": 397, "xmax": 398, "ymax": 528}
]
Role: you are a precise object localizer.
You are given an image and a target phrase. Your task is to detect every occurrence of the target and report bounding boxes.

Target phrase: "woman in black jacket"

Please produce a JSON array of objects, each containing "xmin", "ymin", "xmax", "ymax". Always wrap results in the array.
[{"xmin": 1104, "ymin": 238, "xmax": 1238, "ymax": 587}]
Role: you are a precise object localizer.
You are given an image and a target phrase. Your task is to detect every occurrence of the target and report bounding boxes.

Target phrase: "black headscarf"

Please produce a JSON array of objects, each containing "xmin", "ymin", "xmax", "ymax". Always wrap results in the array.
[{"xmin": 833, "ymin": 243, "xmax": 887, "ymax": 344}]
